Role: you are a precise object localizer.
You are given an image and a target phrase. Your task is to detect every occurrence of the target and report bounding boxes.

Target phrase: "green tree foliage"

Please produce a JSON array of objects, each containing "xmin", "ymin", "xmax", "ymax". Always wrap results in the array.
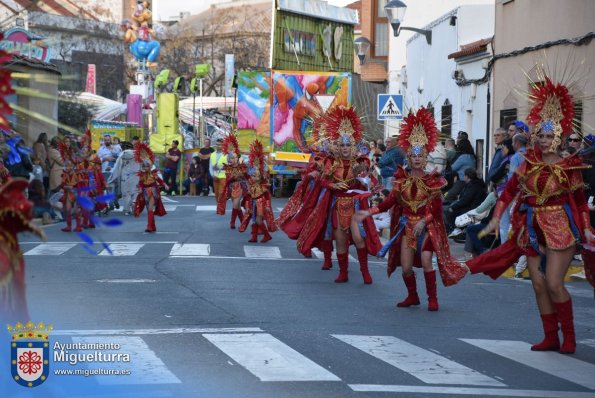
[{"xmin": 58, "ymin": 95, "xmax": 96, "ymax": 132}]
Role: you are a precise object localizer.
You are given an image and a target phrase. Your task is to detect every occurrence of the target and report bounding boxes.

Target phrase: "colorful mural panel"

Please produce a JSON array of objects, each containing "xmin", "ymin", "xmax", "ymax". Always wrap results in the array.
[
  {"xmin": 237, "ymin": 71, "xmax": 272, "ymax": 152},
  {"xmin": 271, "ymin": 70, "xmax": 351, "ymax": 152}
]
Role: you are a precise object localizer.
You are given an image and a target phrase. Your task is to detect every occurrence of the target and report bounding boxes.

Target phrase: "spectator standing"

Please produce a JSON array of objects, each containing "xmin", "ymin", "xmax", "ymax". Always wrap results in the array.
[
  {"xmin": 33, "ymin": 132, "xmax": 49, "ymax": 190},
  {"xmin": 199, "ymin": 137, "xmax": 215, "ymax": 196},
  {"xmin": 112, "ymin": 137, "xmax": 123, "ymax": 158},
  {"xmin": 97, "ymin": 134, "xmax": 117, "ymax": 173},
  {"xmin": 486, "ymin": 127, "xmax": 508, "ymax": 182},
  {"xmin": 444, "ymin": 138, "xmax": 456, "ymax": 163},
  {"xmin": 210, "ymin": 139, "xmax": 227, "ymax": 202},
  {"xmin": 48, "ymin": 137, "xmax": 63, "ymax": 194},
  {"xmin": 378, "ymin": 137, "xmax": 405, "ymax": 189},
  {"xmin": 163, "ymin": 140, "xmax": 182, "ymax": 195},
  {"xmin": 566, "ymin": 133, "xmax": 584, "ymax": 152}
]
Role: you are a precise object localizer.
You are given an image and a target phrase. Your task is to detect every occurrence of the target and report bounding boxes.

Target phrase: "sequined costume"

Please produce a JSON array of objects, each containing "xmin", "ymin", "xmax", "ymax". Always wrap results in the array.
[
  {"xmin": 133, "ymin": 143, "xmax": 167, "ymax": 232},
  {"xmin": 467, "ymin": 71, "xmax": 593, "ymax": 355},
  {"xmin": 467, "ymin": 149, "xmax": 592, "ymax": 276},
  {"xmin": 0, "ymin": 179, "xmax": 44, "ymax": 323},
  {"xmin": 295, "ymin": 106, "xmax": 381, "ymax": 284},
  {"xmin": 216, "ymin": 135, "xmax": 248, "ymax": 229},
  {"xmin": 239, "ymin": 140, "xmax": 277, "ymax": 242}
]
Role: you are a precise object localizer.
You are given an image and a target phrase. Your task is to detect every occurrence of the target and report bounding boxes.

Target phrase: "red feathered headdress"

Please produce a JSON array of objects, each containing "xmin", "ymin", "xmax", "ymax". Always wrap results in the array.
[
  {"xmin": 57, "ymin": 139, "xmax": 74, "ymax": 165},
  {"xmin": 248, "ymin": 140, "xmax": 265, "ymax": 175},
  {"xmin": 323, "ymin": 106, "xmax": 363, "ymax": 144},
  {"xmin": 527, "ymin": 76, "xmax": 574, "ymax": 152},
  {"xmin": 134, "ymin": 142, "xmax": 155, "ymax": 165},
  {"xmin": 222, "ymin": 134, "xmax": 240, "ymax": 157},
  {"xmin": 79, "ymin": 129, "xmax": 92, "ymax": 156},
  {"xmin": 398, "ymin": 107, "xmax": 439, "ymax": 157}
]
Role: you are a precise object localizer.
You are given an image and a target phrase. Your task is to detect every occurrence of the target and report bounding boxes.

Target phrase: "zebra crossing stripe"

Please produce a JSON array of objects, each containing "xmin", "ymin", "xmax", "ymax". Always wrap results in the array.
[
  {"xmin": 203, "ymin": 333, "xmax": 341, "ymax": 382},
  {"xmin": 579, "ymin": 339, "xmax": 595, "ymax": 349},
  {"xmin": 169, "ymin": 243, "xmax": 210, "ymax": 256},
  {"xmin": 71, "ymin": 336, "xmax": 181, "ymax": 385},
  {"xmin": 164, "ymin": 205, "xmax": 177, "ymax": 211},
  {"xmin": 52, "ymin": 327, "xmax": 264, "ymax": 336},
  {"xmin": 99, "ymin": 243, "xmax": 144, "ymax": 256},
  {"xmin": 461, "ymin": 339, "xmax": 595, "ymax": 390},
  {"xmin": 333, "ymin": 335, "xmax": 504, "ymax": 386},
  {"xmin": 311, "ymin": 248, "xmax": 357, "ymax": 263},
  {"xmin": 243, "ymin": 245, "xmax": 282, "ymax": 259},
  {"xmin": 24, "ymin": 243, "xmax": 76, "ymax": 256},
  {"xmin": 196, "ymin": 205, "xmax": 217, "ymax": 211},
  {"xmin": 348, "ymin": 385, "xmax": 595, "ymax": 397}
]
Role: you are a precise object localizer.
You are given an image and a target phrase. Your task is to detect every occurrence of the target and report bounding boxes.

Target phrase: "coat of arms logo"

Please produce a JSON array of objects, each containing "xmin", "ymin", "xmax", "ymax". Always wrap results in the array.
[{"xmin": 8, "ymin": 321, "xmax": 52, "ymax": 387}]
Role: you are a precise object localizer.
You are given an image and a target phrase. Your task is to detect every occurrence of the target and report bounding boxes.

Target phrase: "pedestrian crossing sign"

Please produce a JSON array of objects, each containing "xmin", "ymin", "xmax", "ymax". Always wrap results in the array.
[{"xmin": 377, "ymin": 94, "xmax": 403, "ymax": 121}]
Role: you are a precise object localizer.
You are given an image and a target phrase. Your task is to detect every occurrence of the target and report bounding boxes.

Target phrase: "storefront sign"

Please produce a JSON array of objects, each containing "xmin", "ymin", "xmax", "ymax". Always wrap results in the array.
[{"xmin": 0, "ymin": 28, "xmax": 51, "ymax": 62}]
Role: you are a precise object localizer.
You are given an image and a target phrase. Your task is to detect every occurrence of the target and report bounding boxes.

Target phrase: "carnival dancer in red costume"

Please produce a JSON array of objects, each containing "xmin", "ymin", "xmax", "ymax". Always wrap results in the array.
[
  {"xmin": 239, "ymin": 140, "xmax": 277, "ymax": 242},
  {"xmin": 356, "ymin": 108, "xmax": 468, "ymax": 308},
  {"xmin": 276, "ymin": 120, "xmax": 335, "ymax": 269},
  {"xmin": 58, "ymin": 140, "xmax": 81, "ymax": 232},
  {"xmin": 297, "ymin": 106, "xmax": 381, "ymax": 284},
  {"xmin": 78, "ymin": 131, "xmax": 107, "ymax": 229},
  {"xmin": 216, "ymin": 134, "xmax": 248, "ymax": 229},
  {"xmin": 468, "ymin": 70, "xmax": 594, "ymax": 354},
  {"xmin": 133, "ymin": 143, "xmax": 168, "ymax": 233},
  {"xmin": 0, "ymin": 178, "xmax": 45, "ymax": 323}
]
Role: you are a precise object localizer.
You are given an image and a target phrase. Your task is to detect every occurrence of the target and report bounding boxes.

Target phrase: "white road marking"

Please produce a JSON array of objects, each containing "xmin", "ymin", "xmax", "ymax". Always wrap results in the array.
[
  {"xmin": 333, "ymin": 335, "xmax": 503, "ymax": 386},
  {"xmin": 20, "ymin": 241, "xmax": 179, "ymax": 245},
  {"xmin": 24, "ymin": 243, "xmax": 76, "ymax": 256},
  {"xmin": 163, "ymin": 205, "xmax": 177, "ymax": 211},
  {"xmin": 461, "ymin": 339, "xmax": 595, "ymax": 390},
  {"xmin": 169, "ymin": 243, "xmax": 210, "ymax": 256},
  {"xmin": 161, "ymin": 197, "xmax": 178, "ymax": 203},
  {"xmin": 348, "ymin": 385, "xmax": 595, "ymax": 397},
  {"xmin": 71, "ymin": 336, "xmax": 180, "ymax": 385},
  {"xmin": 579, "ymin": 339, "xmax": 595, "ymax": 349},
  {"xmin": 96, "ymin": 279, "xmax": 156, "ymax": 283},
  {"xmin": 52, "ymin": 327, "xmax": 264, "ymax": 336},
  {"xmin": 243, "ymin": 245, "xmax": 282, "ymax": 259},
  {"xmin": 311, "ymin": 248, "xmax": 357, "ymax": 263},
  {"xmin": 196, "ymin": 205, "xmax": 217, "ymax": 211},
  {"xmin": 203, "ymin": 333, "xmax": 340, "ymax": 382},
  {"xmin": 99, "ymin": 243, "xmax": 144, "ymax": 256}
]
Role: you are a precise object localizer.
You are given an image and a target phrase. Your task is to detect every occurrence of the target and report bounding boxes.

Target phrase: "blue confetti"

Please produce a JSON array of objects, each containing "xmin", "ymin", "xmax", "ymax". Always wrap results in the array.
[
  {"xmin": 76, "ymin": 196, "xmax": 95, "ymax": 211},
  {"xmin": 96, "ymin": 193, "xmax": 116, "ymax": 204},
  {"xmin": 101, "ymin": 242, "xmax": 113, "ymax": 255},
  {"xmin": 76, "ymin": 232, "xmax": 95, "ymax": 246},
  {"xmin": 81, "ymin": 244, "xmax": 98, "ymax": 255},
  {"xmin": 102, "ymin": 218, "xmax": 123, "ymax": 227}
]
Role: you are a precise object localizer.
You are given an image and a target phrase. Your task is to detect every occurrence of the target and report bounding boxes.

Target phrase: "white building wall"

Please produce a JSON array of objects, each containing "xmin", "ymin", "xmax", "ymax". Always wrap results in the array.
[{"xmin": 397, "ymin": 4, "xmax": 494, "ymax": 173}]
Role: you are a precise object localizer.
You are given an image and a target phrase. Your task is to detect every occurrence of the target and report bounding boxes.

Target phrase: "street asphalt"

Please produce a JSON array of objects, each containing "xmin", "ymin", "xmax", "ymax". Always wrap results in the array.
[{"xmin": 4, "ymin": 195, "xmax": 594, "ymax": 398}]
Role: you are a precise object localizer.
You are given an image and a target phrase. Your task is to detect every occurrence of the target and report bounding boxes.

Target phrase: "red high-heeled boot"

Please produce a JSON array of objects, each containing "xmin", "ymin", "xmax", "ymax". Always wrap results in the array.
[
  {"xmin": 248, "ymin": 224, "xmax": 258, "ymax": 242},
  {"xmin": 530, "ymin": 313, "xmax": 560, "ymax": 351},
  {"xmin": 554, "ymin": 299, "xmax": 575, "ymax": 354},
  {"xmin": 335, "ymin": 253, "xmax": 349, "ymax": 283},
  {"xmin": 424, "ymin": 270, "xmax": 439, "ymax": 311},
  {"xmin": 260, "ymin": 224, "xmax": 272, "ymax": 243},
  {"xmin": 356, "ymin": 247, "xmax": 372, "ymax": 284},
  {"xmin": 397, "ymin": 272, "xmax": 420, "ymax": 307},
  {"xmin": 321, "ymin": 240, "xmax": 333, "ymax": 270}
]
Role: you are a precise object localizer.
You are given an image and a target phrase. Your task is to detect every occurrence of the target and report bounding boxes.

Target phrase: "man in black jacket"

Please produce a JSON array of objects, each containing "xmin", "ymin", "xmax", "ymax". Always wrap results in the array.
[{"xmin": 443, "ymin": 167, "xmax": 486, "ymax": 233}]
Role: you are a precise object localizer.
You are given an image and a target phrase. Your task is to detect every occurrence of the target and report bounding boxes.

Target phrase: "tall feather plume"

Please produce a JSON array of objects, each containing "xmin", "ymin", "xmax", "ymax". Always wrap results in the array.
[
  {"xmin": 222, "ymin": 134, "xmax": 240, "ymax": 156},
  {"xmin": 248, "ymin": 139, "xmax": 265, "ymax": 175},
  {"xmin": 324, "ymin": 106, "xmax": 363, "ymax": 142},
  {"xmin": 398, "ymin": 107, "xmax": 439, "ymax": 155},
  {"xmin": 133, "ymin": 142, "xmax": 155, "ymax": 164}
]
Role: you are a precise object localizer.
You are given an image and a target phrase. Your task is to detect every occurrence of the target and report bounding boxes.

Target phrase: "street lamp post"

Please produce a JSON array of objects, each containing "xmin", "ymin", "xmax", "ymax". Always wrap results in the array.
[
  {"xmin": 384, "ymin": 0, "xmax": 432, "ymax": 45},
  {"xmin": 353, "ymin": 37, "xmax": 371, "ymax": 65}
]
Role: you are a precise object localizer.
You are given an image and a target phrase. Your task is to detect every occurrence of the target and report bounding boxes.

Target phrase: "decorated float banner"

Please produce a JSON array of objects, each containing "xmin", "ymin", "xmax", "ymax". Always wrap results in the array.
[
  {"xmin": 271, "ymin": 70, "xmax": 351, "ymax": 152},
  {"xmin": 237, "ymin": 70, "xmax": 272, "ymax": 153}
]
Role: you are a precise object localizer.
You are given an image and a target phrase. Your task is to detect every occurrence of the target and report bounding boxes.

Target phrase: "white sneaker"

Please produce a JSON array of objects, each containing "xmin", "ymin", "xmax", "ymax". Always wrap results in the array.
[{"xmin": 449, "ymin": 228, "xmax": 463, "ymax": 238}]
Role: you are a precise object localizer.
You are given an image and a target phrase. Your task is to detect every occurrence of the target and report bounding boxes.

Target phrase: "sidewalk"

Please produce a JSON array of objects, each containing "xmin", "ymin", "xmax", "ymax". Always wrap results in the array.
[{"xmin": 379, "ymin": 230, "xmax": 585, "ymax": 282}]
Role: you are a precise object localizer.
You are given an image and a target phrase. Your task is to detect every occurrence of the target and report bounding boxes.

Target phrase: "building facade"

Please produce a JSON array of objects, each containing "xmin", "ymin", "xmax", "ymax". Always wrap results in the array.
[
  {"xmin": 492, "ymin": 0, "xmax": 594, "ymax": 141},
  {"xmin": 400, "ymin": 4, "xmax": 494, "ymax": 173}
]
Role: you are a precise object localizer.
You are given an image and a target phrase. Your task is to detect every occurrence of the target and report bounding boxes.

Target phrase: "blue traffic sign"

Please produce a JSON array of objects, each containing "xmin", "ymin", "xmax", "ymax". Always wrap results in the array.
[{"xmin": 377, "ymin": 94, "xmax": 403, "ymax": 120}]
